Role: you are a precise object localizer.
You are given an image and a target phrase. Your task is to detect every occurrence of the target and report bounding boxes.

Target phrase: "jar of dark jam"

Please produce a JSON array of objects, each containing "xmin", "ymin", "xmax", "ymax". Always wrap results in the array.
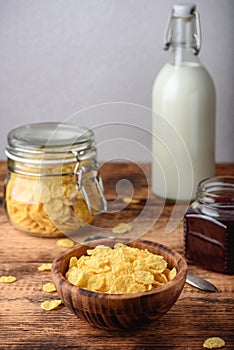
[{"xmin": 184, "ymin": 176, "xmax": 234, "ymax": 274}]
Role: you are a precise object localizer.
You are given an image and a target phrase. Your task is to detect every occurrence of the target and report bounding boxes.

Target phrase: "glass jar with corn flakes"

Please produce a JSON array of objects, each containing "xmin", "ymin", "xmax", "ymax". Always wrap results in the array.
[{"xmin": 4, "ymin": 122, "xmax": 107, "ymax": 237}]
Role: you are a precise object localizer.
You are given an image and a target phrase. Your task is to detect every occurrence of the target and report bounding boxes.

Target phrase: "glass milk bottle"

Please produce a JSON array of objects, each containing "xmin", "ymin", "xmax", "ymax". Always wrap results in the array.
[{"xmin": 152, "ymin": 3, "xmax": 215, "ymax": 202}]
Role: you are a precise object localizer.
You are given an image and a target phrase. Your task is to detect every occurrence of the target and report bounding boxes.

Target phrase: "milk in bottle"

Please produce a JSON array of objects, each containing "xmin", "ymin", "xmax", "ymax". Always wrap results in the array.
[{"xmin": 152, "ymin": 3, "xmax": 215, "ymax": 201}]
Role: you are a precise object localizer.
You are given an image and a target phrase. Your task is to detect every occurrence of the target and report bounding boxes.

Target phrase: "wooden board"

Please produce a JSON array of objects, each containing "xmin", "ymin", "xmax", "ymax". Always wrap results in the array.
[{"xmin": 0, "ymin": 161, "xmax": 234, "ymax": 349}]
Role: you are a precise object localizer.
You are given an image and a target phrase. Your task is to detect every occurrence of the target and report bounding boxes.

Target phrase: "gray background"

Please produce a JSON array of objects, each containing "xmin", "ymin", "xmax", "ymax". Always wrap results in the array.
[{"xmin": 0, "ymin": 0, "xmax": 233, "ymax": 162}]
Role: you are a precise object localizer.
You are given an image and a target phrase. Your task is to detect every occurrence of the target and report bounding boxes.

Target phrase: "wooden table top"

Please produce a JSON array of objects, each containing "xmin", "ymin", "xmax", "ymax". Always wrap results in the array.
[{"xmin": 0, "ymin": 161, "xmax": 233, "ymax": 349}]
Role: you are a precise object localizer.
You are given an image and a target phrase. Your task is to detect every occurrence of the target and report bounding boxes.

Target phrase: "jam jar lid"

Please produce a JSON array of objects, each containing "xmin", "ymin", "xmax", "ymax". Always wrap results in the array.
[{"xmin": 5, "ymin": 122, "xmax": 95, "ymax": 163}]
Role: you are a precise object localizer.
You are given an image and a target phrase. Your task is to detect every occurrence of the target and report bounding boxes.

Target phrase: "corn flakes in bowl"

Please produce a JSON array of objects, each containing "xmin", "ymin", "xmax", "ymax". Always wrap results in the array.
[{"xmin": 52, "ymin": 238, "xmax": 187, "ymax": 330}]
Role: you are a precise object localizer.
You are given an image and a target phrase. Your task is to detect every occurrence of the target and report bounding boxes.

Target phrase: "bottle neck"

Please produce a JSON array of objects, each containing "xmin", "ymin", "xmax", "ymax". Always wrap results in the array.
[
  {"xmin": 169, "ymin": 47, "xmax": 200, "ymax": 66},
  {"xmin": 169, "ymin": 16, "xmax": 200, "ymax": 66}
]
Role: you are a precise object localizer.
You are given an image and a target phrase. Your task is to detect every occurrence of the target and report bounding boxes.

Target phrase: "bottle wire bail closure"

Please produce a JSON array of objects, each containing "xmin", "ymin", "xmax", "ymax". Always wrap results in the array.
[
  {"xmin": 163, "ymin": 6, "xmax": 201, "ymax": 55},
  {"xmin": 73, "ymin": 151, "xmax": 107, "ymax": 216},
  {"xmin": 192, "ymin": 10, "xmax": 201, "ymax": 55}
]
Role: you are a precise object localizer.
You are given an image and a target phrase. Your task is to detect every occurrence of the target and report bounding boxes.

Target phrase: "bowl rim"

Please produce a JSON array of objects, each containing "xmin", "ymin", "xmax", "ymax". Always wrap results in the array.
[{"xmin": 52, "ymin": 239, "xmax": 187, "ymax": 300}]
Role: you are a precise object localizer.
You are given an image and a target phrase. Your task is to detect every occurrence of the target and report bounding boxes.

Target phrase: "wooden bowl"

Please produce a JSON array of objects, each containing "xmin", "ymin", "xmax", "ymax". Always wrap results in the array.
[{"xmin": 52, "ymin": 239, "xmax": 187, "ymax": 330}]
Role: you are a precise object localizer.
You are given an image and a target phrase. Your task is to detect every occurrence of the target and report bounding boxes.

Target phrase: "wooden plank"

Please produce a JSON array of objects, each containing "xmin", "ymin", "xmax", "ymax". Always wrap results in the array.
[{"xmin": 0, "ymin": 162, "xmax": 233, "ymax": 349}]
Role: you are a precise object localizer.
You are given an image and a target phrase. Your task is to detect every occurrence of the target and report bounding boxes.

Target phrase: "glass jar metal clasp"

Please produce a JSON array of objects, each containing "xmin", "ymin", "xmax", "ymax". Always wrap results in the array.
[{"xmin": 73, "ymin": 152, "xmax": 107, "ymax": 216}]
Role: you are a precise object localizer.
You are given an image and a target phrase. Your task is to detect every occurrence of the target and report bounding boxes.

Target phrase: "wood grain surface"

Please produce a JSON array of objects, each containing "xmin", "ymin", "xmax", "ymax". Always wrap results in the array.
[{"xmin": 0, "ymin": 161, "xmax": 234, "ymax": 349}]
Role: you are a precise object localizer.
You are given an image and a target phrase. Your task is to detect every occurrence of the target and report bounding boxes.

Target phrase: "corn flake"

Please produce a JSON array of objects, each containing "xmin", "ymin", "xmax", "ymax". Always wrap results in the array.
[
  {"xmin": 65, "ymin": 243, "xmax": 177, "ymax": 294},
  {"xmin": 123, "ymin": 197, "xmax": 140, "ymax": 204},
  {"xmin": 0, "ymin": 275, "xmax": 17, "ymax": 283},
  {"xmin": 203, "ymin": 337, "xmax": 225, "ymax": 349},
  {"xmin": 132, "ymin": 271, "xmax": 155, "ymax": 285},
  {"xmin": 42, "ymin": 282, "xmax": 57, "ymax": 293},
  {"xmin": 87, "ymin": 274, "xmax": 106, "ymax": 292},
  {"xmin": 38, "ymin": 263, "xmax": 52, "ymax": 272},
  {"xmin": 56, "ymin": 238, "xmax": 75, "ymax": 248},
  {"xmin": 40, "ymin": 299, "xmax": 63, "ymax": 311},
  {"xmin": 66, "ymin": 267, "xmax": 89, "ymax": 287},
  {"xmin": 168, "ymin": 267, "xmax": 177, "ymax": 281},
  {"xmin": 69, "ymin": 256, "xmax": 79, "ymax": 268},
  {"xmin": 112, "ymin": 223, "xmax": 132, "ymax": 235}
]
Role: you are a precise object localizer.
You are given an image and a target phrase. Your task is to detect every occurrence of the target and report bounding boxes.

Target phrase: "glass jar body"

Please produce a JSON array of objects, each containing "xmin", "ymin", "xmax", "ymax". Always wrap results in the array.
[
  {"xmin": 4, "ymin": 160, "xmax": 94, "ymax": 237},
  {"xmin": 184, "ymin": 177, "xmax": 234, "ymax": 274}
]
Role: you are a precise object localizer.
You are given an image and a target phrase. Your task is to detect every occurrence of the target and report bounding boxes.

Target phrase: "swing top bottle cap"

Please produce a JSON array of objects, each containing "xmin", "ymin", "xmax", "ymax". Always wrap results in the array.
[{"xmin": 173, "ymin": 3, "xmax": 196, "ymax": 17}]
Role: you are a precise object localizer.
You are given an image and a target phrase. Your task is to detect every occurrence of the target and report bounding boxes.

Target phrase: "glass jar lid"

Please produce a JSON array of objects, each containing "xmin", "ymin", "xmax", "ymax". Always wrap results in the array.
[{"xmin": 5, "ymin": 122, "xmax": 95, "ymax": 164}]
